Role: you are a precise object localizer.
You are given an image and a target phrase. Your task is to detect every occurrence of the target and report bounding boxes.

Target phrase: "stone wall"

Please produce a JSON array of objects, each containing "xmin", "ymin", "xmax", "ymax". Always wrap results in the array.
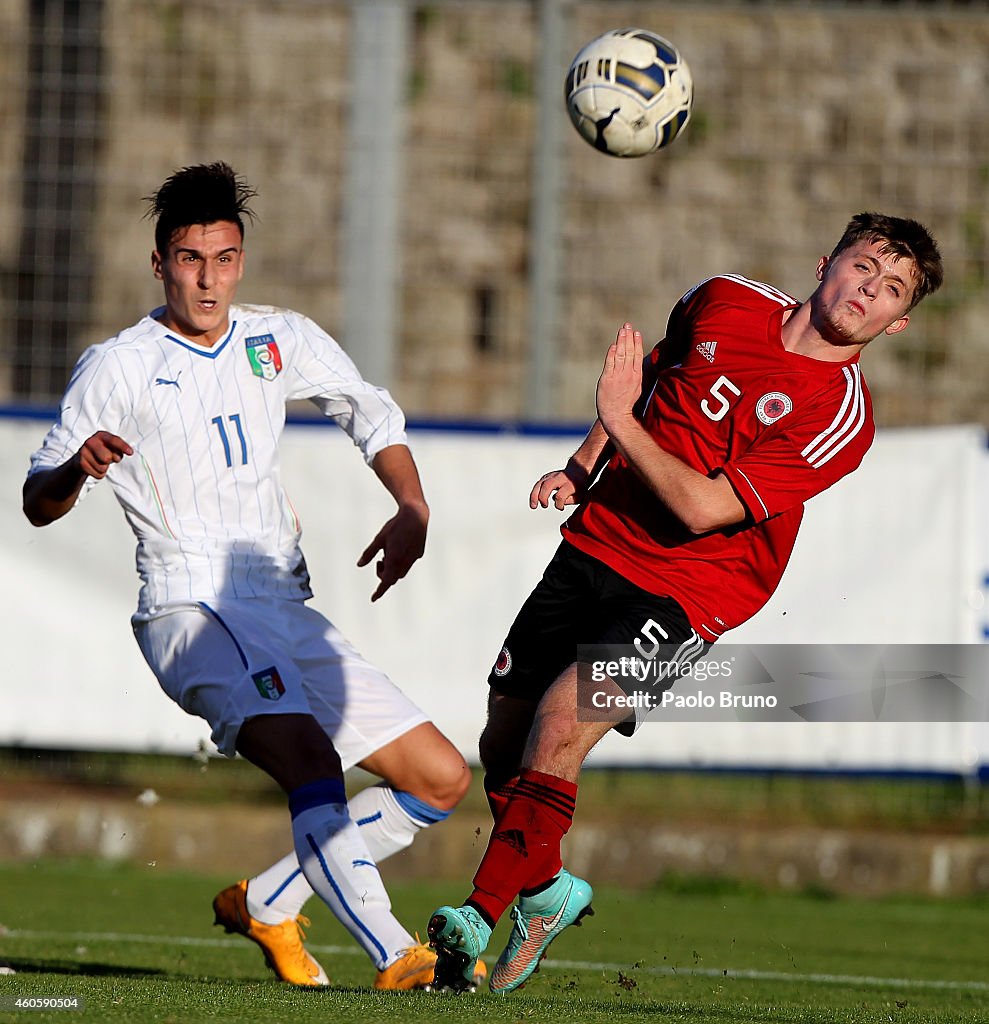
[
  {"xmin": 0, "ymin": 1, "xmax": 987, "ymax": 426},
  {"xmin": 2, "ymin": 788, "xmax": 987, "ymax": 897}
]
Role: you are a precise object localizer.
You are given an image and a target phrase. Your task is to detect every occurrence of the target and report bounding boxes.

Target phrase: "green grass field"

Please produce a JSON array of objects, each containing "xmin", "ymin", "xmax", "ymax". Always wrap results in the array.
[{"xmin": 0, "ymin": 861, "xmax": 986, "ymax": 1023}]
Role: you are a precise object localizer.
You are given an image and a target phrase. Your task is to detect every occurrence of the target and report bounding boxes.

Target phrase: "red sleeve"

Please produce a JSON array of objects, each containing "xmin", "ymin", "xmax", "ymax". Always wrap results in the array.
[
  {"xmin": 721, "ymin": 365, "xmax": 875, "ymax": 523},
  {"xmin": 646, "ymin": 334, "xmax": 686, "ymax": 377},
  {"xmin": 651, "ymin": 279, "xmax": 706, "ymax": 371}
]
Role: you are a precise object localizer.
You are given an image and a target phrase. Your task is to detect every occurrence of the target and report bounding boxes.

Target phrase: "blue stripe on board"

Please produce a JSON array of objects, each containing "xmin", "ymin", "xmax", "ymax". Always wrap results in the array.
[
  {"xmin": 604, "ymin": 763, "xmax": 981, "ymax": 782},
  {"xmin": 0, "ymin": 404, "xmax": 593, "ymax": 438},
  {"xmin": 293, "ymin": 415, "xmax": 594, "ymax": 437},
  {"xmin": 0, "ymin": 405, "xmax": 61, "ymax": 421}
]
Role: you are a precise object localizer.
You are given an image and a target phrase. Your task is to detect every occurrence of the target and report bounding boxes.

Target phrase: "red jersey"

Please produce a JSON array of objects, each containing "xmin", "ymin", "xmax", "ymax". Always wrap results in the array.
[{"xmin": 563, "ymin": 274, "xmax": 875, "ymax": 641}]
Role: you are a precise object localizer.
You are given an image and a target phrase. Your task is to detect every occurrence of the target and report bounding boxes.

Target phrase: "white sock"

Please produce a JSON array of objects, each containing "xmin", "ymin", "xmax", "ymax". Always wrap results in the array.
[
  {"xmin": 289, "ymin": 779, "xmax": 413, "ymax": 970},
  {"xmin": 246, "ymin": 783, "xmax": 451, "ymax": 924},
  {"xmin": 245, "ymin": 852, "xmax": 310, "ymax": 925},
  {"xmin": 350, "ymin": 782, "xmax": 451, "ymax": 860}
]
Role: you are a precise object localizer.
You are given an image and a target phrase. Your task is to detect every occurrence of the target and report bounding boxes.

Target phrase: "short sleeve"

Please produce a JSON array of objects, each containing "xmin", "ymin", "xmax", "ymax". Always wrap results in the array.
[
  {"xmin": 721, "ymin": 365, "xmax": 875, "ymax": 522},
  {"xmin": 650, "ymin": 280, "xmax": 707, "ymax": 372},
  {"xmin": 283, "ymin": 314, "xmax": 408, "ymax": 463},
  {"xmin": 27, "ymin": 344, "xmax": 131, "ymax": 485}
]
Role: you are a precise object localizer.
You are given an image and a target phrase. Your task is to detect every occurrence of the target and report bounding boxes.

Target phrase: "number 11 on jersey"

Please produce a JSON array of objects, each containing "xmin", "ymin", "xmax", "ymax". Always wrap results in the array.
[{"xmin": 211, "ymin": 413, "xmax": 249, "ymax": 467}]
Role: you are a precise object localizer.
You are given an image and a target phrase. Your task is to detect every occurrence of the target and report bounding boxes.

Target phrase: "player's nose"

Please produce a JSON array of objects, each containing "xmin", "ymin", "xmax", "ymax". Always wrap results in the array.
[{"xmin": 859, "ymin": 275, "xmax": 878, "ymax": 299}]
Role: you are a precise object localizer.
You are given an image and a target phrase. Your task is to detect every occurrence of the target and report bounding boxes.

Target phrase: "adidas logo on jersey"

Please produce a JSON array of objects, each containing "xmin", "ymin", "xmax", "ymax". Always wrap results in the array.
[{"xmin": 696, "ymin": 340, "xmax": 718, "ymax": 363}]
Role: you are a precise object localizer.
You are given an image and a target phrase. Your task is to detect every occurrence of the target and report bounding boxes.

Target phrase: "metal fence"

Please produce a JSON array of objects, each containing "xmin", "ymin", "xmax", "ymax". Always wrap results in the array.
[{"xmin": 1, "ymin": 0, "xmax": 988, "ymax": 426}]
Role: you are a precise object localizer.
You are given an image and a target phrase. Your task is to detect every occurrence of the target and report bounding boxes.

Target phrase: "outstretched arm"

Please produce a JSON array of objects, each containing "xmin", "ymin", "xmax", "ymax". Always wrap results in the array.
[
  {"xmin": 23, "ymin": 431, "xmax": 133, "ymax": 527},
  {"xmin": 596, "ymin": 324, "xmax": 745, "ymax": 534},
  {"xmin": 358, "ymin": 443, "xmax": 430, "ymax": 602}
]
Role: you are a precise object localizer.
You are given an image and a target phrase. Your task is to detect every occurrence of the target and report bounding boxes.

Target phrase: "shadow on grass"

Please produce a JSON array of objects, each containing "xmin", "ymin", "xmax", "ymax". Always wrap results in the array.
[{"xmin": 0, "ymin": 956, "xmax": 165, "ymax": 978}]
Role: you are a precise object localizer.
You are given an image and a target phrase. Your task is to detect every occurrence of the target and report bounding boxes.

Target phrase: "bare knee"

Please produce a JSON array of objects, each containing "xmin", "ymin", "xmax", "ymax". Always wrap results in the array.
[
  {"xmin": 358, "ymin": 722, "xmax": 471, "ymax": 811},
  {"xmin": 417, "ymin": 745, "xmax": 471, "ymax": 810},
  {"xmin": 407, "ymin": 741, "xmax": 475, "ymax": 811}
]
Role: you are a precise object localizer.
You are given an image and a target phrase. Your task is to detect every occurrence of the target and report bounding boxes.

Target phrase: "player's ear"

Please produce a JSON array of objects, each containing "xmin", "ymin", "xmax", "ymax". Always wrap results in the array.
[
  {"xmin": 816, "ymin": 255, "xmax": 830, "ymax": 281},
  {"xmin": 884, "ymin": 315, "xmax": 910, "ymax": 337},
  {"xmin": 151, "ymin": 250, "xmax": 164, "ymax": 280}
]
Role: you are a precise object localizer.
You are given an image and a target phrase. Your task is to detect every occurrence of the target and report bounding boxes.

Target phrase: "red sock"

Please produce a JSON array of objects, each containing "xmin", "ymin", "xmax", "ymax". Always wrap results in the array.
[
  {"xmin": 483, "ymin": 773, "xmax": 519, "ymax": 821},
  {"xmin": 468, "ymin": 768, "xmax": 577, "ymax": 926}
]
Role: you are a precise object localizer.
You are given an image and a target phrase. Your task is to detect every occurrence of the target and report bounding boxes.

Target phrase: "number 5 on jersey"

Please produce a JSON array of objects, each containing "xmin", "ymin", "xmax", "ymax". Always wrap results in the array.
[{"xmin": 700, "ymin": 375, "xmax": 741, "ymax": 421}]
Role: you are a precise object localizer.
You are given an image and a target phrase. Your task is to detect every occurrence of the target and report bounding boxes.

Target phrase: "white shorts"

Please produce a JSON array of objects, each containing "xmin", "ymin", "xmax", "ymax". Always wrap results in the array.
[{"xmin": 132, "ymin": 597, "xmax": 429, "ymax": 761}]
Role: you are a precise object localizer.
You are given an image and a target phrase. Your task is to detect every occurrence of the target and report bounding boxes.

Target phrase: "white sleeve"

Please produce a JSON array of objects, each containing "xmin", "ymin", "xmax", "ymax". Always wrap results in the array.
[
  {"xmin": 27, "ymin": 344, "xmax": 132, "ymax": 493},
  {"xmin": 284, "ymin": 315, "xmax": 408, "ymax": 463}
]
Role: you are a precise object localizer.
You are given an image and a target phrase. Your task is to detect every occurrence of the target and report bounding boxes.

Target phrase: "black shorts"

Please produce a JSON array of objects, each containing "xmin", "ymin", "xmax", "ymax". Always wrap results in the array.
[{"xmin": 488, "ymin": 541, "xmax": 706, "ymax": 709}]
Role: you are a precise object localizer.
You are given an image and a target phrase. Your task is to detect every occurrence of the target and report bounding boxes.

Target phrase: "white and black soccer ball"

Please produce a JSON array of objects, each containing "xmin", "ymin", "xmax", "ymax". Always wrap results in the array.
[{"xmin": 565, "ymin": 28, "xmax": 693, "ymax": 158}]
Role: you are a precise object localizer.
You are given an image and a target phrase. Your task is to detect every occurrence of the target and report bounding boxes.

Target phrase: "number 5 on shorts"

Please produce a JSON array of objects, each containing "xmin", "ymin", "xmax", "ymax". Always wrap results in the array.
[{"xmin": 634, "ymin": 618, "xmax": 669, "ymax": 659}]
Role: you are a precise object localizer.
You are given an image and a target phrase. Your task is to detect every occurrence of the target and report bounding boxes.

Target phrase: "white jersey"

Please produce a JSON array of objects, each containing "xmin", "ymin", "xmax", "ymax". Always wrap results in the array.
[{"xmin": 28, "ymin": 304, "xmax": 408, "ymax": 613}]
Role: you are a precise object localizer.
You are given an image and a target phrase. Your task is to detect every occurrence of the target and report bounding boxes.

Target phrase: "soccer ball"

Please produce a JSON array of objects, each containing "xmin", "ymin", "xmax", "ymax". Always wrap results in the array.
[{"xmin": 565, "ymin": 28, "xmax": 693, "ymax": 158}]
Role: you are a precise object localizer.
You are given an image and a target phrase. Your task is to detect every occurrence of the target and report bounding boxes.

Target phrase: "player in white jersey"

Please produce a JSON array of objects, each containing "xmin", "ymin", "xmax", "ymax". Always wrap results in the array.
[{"xmin": 22, "ymin": 162, "xmax": 485, "ymax": 991}]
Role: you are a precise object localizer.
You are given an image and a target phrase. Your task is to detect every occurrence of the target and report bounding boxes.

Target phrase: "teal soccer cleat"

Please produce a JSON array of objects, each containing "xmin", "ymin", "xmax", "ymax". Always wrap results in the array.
[
  {"xmin": 489, "ymin": 870, "xmax": 594, "ymax": 993},
  {"xmin": 427, "ymin": 904, "xmax": 492, "ymax": 992}
]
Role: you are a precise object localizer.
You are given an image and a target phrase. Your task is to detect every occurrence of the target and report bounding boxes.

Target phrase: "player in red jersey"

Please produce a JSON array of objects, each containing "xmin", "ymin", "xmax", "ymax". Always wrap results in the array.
[{"xmin": 427, "ymin": 213, "xmax": 944, "ymax": 993}]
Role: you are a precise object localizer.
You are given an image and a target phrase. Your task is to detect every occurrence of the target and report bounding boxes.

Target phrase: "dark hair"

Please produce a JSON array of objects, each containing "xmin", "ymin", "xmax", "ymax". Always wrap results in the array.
[
  {"xmin": 830, "ymin": 212, "xmax": 943, "ymax": 310},
  {"xmin": 145, "ymin": 162, "xmax": 257, "ymax": 253}
]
